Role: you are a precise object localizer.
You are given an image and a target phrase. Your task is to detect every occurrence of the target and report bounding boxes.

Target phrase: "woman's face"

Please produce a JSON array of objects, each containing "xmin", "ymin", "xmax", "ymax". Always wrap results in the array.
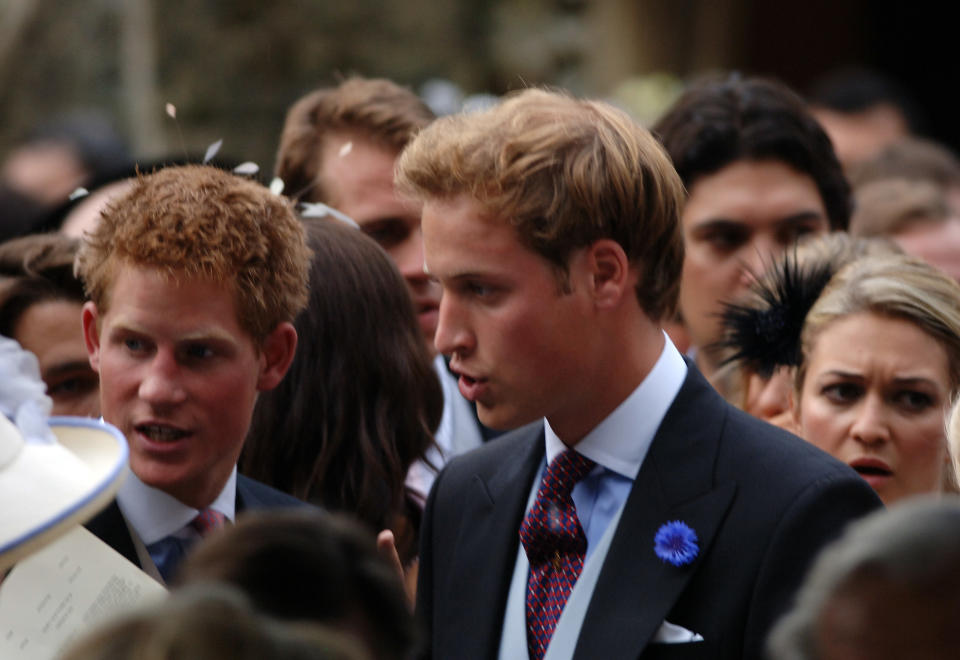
[
  {"xmin": 796, "ymin": 311, "xmax": 951, "ymax": 504},
  {"xmin": 742, "ymin": 367, "xmax": 799, "ymax": 435}
]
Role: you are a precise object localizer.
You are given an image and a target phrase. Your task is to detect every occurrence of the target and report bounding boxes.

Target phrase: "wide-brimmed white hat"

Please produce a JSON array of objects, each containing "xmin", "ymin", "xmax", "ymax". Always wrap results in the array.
[{"xmin": 0, "ymin": 415, "xmax": 128, "ymax": 572}]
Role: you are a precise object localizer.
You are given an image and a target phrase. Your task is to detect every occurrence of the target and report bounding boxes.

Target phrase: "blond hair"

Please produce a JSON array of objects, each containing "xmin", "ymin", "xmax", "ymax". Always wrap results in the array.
[
  {"xmin": 75, "ymin": 165, "xmax": 310, "ymax": 342},
  {"xmin": 396, "ymin": 88, "xmax": 686, "ymax": 320},
  {"xmin": 714, "ymin": 233, "xmax": 901, "ymax": 407},
  {"xmin": 948, "ymin": 397, "xmax": 960, "ymax": 491},
  {"xmin": 798, "ymin": 254, "xmax": 960, "ymax": 394},
  {"xmin": 275, "ymin": 77, "xmax": 435, "ymax": 203},
  {"xmin": 850, "ymin": 178, "xmax": 951, "ymax": 237}
]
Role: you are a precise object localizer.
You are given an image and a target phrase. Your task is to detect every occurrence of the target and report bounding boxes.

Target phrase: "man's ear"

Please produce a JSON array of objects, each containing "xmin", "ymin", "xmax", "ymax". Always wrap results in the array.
[
  {"xmin": 81, "ymin": 301, "xmax": 102, "ymax": 372},
  {"xmin": 257, "ymin": 322, "xmax": 298, "ymax": 391},
  {"xmin": 584, "ymin": 239, "xmax": 632, "ymax": 308}
]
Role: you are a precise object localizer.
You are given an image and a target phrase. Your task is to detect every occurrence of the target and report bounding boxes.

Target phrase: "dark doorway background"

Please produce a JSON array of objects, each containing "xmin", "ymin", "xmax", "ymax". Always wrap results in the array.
[{"xmin": 743, "ymin": 0, "xmax": 956, "ymax": 153}]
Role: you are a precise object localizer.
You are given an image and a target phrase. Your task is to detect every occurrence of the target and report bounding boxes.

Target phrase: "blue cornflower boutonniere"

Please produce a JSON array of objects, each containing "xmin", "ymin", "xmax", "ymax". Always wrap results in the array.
[{"xmin": 654, "ymin": 521, "xmax": 699, "ymax": 567}]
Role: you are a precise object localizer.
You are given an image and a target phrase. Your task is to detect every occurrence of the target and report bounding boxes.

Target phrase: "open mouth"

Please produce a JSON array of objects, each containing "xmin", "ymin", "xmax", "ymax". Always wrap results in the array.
[
  {"xmin": 849, "ymin": 458, "xmax": 893, "ymax": 480},
  {"xmin": 136, "ymin": 424, "xmax": 189, "ymax": 442},
  {"xmin": 455, "ymin": 371, "xmax": 488, "ymax": 402},
  {"xmin": 853, "ymin": 465, "xmax": 892, "ymax": 477}
]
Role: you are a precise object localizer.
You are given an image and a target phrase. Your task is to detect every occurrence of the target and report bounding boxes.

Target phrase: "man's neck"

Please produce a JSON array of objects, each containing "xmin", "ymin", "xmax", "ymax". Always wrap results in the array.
[{"xmin": 550, "ymin": 323, "xmax": 666, "ymax": 446}]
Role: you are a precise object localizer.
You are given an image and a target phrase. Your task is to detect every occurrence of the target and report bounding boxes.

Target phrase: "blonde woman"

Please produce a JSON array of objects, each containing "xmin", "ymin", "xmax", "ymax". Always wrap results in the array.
[{"xmin": 722, "ymin": 248, "xmax": 960, "ymax": 504}]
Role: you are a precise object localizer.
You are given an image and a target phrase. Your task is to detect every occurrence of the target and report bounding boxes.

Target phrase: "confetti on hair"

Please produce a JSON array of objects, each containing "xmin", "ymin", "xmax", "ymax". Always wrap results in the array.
[
  {"xmin": 68, "ymin": 187, "xmax": 89, "ymax": 201},
  {"xmin": 233, "ymin": 162, "xmax": 260, "ymax": 176},
  {"xmin": 269, "ymin": 177, "xmax": 285, "ymax": 196},
  {"xmin": 203, "ymin": 139, "xmax": 223, "ymax": 164},
  {"xmin": 298, "ymin": 202, "xmax": 359, "ymax": 229}
]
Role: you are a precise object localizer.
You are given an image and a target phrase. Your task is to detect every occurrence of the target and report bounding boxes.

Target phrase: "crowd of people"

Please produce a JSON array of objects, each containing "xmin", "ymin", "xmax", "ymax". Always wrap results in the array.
[{"xmin": 2, "ymin": 68, "xmax": 960, "ymax": 659}]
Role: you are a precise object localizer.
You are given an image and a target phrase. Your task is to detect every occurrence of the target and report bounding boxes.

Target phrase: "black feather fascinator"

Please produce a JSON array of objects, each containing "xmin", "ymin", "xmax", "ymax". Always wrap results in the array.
[{"xmin": 714, "ymin": 254, "xmax": 837, "ymax": 379}]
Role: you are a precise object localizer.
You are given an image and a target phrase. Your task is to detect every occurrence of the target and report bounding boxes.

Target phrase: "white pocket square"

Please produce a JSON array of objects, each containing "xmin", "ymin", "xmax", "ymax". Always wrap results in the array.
[{"xmin": 653, "ymin": 620, "xmax": 705, "ymax": 643}]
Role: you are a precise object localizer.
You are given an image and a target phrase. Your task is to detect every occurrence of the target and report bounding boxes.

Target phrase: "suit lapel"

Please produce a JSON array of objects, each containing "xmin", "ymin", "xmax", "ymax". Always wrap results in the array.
[
  {"xmin": 84, "ymin": 499, "xmax": 140, "ymax": 568},
  {"xmin": 235, "ymin": 474, "xmax": 254, "ymax": 511},
  {"xmin": 444, "ymin": 426, "xmax": 545, "ymax": 657},
  {"xmin": 574, "ymin": 366, "xmax": 737, "ymax": 658}
]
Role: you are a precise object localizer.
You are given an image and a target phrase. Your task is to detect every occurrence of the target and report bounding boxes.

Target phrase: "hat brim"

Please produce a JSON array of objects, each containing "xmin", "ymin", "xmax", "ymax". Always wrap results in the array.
[{"xmin": 0, "ymin": 417, "xmax": 127, "ymax": 572}]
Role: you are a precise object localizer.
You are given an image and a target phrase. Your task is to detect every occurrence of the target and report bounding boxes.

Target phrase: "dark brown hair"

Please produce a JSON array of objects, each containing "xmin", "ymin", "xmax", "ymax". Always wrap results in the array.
[
  {"xmin": 654, "ymin": 75, "xmax": 851, "ymax": 231},
  {"xmin": 241, "ymin": 219, "xmax": 441, "ymax": 560},
  {"xmin": 176, "ymin": 511, "xmax": 414, "ymax": 660},
  {"xmin": 0, "ymin": 233, "xmax": 84, "ymax": 337}
]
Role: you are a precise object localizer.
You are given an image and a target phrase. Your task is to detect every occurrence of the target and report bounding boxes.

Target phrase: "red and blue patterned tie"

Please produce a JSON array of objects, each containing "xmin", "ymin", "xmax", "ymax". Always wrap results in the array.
[
  {"xmin": 190, "ymin": 508, "xmax": 226, "ymax": 536},
  {"xmin": 519, "ymin": 449, "xmax": 596, "ymax": 660}
]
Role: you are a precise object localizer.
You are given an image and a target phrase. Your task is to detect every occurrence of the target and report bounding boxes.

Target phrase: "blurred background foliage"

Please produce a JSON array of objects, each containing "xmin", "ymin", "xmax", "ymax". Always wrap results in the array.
[{"xmin": 0, "ymin": 0, "xmax": 953, "ymax": 173}]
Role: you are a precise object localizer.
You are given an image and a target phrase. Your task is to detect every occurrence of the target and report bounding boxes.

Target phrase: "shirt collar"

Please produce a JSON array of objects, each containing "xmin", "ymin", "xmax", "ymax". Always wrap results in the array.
[
  {"xmin": 545, "ymin": 332, "xmax": 687, "ymax": 479},
  {"xmin": 116, "ymin": 467, "xmax": 237, "ymax": 544}
]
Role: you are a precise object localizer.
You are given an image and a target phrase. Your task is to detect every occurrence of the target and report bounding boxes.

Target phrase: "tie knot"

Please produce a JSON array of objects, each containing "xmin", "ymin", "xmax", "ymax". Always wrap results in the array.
[
  {"xmin": 519, "ymin": 450, "xmax": 596, "ymax": 565},
  {"xmin": 542, "ymin": 450, "xmax": 596, "ymax": 499},
  {"xmin": 191, "ymin": 508, "xmax": 226, "ymax": 536}
]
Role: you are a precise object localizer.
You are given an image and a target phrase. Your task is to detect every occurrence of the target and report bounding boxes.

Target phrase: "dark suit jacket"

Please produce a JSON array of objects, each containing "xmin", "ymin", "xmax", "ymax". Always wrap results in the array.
[
  {"xmin": 85, "ymin": 474, "xmax": 306, "ymax": 570},
  {"xmin": 416, "ymin": 364, "xmax": 882, "ymax": 659}
]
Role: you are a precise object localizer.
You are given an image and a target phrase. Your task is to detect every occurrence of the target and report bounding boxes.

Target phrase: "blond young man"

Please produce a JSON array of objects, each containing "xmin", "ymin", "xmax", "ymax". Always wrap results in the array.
[{"xmin": 397, "ymin": 89, "xmax": 880, "ymax": 659}]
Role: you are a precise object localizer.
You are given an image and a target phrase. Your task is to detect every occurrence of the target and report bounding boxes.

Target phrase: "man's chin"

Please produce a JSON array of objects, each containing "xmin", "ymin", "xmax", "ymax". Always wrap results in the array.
[{"xmin": 477, "ymin": 404, "xmax": 534, "ymax": 433}]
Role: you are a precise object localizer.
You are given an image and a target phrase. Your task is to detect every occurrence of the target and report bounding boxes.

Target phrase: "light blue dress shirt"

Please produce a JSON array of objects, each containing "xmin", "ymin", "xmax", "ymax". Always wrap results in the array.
[{"xmin": 117, "ymin": 466, "xmax": 237, "ymax": 580}]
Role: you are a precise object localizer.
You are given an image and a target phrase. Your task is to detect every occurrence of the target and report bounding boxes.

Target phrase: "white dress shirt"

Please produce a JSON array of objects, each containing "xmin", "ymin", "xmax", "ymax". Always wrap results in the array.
[{"xmin": 116, "ymin": 467, "xmax": 237, "ymax": 545}]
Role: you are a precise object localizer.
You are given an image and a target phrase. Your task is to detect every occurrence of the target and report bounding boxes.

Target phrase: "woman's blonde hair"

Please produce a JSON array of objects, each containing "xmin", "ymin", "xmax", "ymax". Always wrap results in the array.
[{"xmin": 797, "ymin": 254, "xmax": 960, "ymax": 395}]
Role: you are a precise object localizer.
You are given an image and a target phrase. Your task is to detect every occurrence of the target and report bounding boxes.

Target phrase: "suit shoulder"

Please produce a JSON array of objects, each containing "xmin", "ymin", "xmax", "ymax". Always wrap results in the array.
[
  {"xmin": 718, "ymin": 405, "xmax": 877, "ymax": 501},
  {"xmin": 236, "ymin": 474, "xmax": 310, "ymax": 510},
  {"xmin": 441, "ymin": 421, "xmax": 542, "ymax": 477}
]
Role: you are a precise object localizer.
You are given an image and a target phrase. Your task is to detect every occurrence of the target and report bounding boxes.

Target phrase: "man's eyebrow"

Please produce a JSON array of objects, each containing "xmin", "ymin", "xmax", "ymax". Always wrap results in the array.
[
  {"xmin": 359, "ymin": 216, "xmax": 408, "ymax": 225},
  {"xmin": 692, "ymin": 211, "xmax": 825, "ymax": 232},
  {"xmin": 689, "ymin": 218, "xmax": 748, "ymax": 234},
  {"xmin": 107, "ymin": 319, "xmax": 237, "ymax": 345},
  {"xmin": 176, "ymin": 329, "xmax": 237, "ymax": 344},
  {"xmin": 775, "ymin": 211, "xmax": 827, "ymax": 226}
]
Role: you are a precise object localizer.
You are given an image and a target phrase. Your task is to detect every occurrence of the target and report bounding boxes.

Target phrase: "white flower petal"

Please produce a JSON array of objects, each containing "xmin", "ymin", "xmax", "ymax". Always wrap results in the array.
[
  {"xmin": 203, "ymin": 139, "xmax": 223, "ymax": 164},
  {"xmin": 232, "ymin": 161, "xmax": 260, "ymax": 176}
]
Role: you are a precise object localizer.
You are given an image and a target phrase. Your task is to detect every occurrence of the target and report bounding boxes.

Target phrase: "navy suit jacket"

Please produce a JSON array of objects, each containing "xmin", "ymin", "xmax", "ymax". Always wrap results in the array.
[
  {"xmin": 85, "ymin": 474, "xmax": 306, "ymax": 570},
  {"xmin": 416, "ymin": 363, "xmax": 882, "ymax": 659}
]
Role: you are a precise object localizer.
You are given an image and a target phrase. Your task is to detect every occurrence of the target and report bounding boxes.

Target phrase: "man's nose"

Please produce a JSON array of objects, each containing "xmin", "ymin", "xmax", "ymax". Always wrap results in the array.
[
  {"xmin": 433, "ymin": 296, "xmax": 474, "ymax": 359},
  {"xmin": 138, "ymin": 351, "xmax": 187, "ymax": 407},
  {"xmin": 737, "ymin": 235, "xmax": 781, "ymax": 288}
]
